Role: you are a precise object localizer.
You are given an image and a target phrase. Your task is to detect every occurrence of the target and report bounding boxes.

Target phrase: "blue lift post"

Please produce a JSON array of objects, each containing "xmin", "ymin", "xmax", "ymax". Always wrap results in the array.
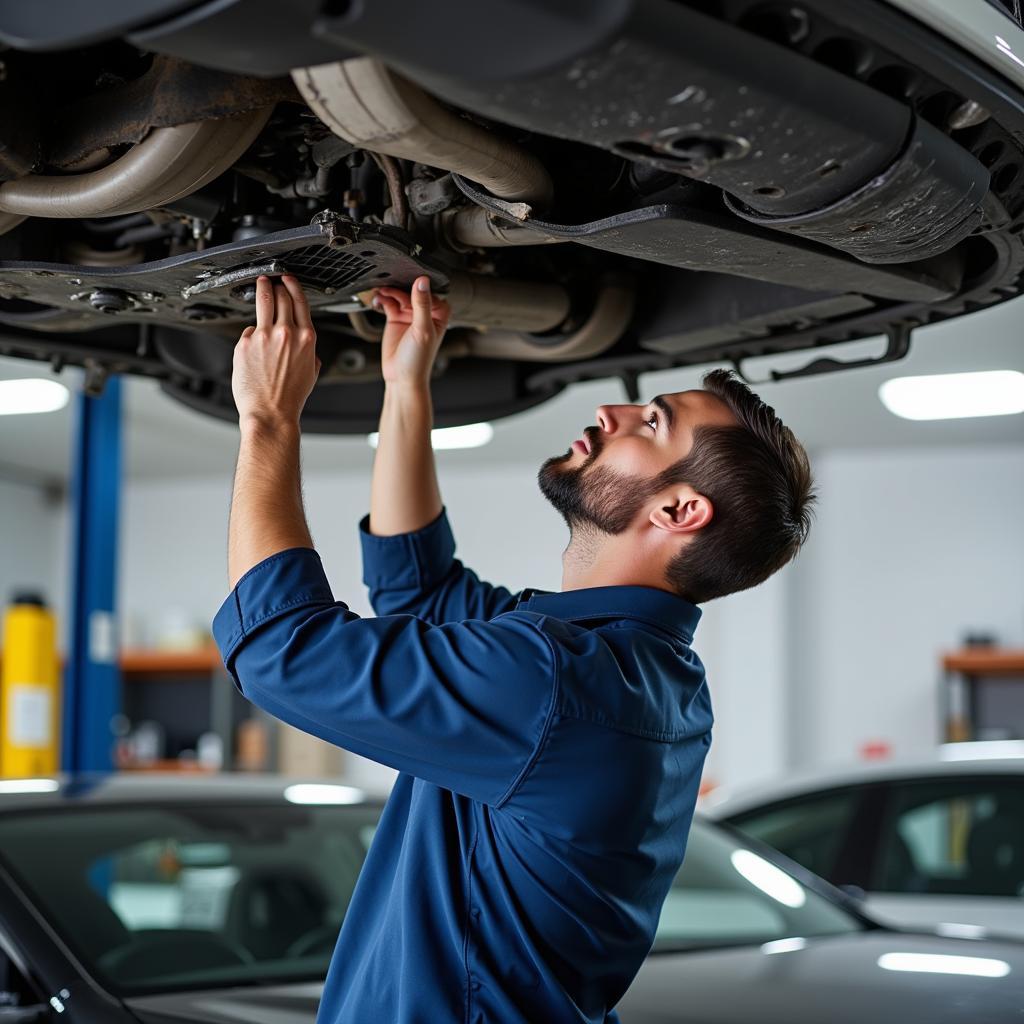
[{"xmin": 63, "ymin": 376, "xmax": 123, "ymax": 773}]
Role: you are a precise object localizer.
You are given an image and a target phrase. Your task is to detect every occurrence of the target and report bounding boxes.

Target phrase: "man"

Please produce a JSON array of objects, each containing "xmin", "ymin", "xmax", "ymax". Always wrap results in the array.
[{"xmin": 213, "ymin": 272, "xmax": 815, "ymax": 1023}]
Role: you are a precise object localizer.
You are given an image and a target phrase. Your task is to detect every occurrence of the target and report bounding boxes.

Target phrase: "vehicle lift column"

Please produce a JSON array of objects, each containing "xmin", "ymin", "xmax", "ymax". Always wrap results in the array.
[{"xmin": 62, "ymin": 376, "xmax": 122, "ymax": 772}]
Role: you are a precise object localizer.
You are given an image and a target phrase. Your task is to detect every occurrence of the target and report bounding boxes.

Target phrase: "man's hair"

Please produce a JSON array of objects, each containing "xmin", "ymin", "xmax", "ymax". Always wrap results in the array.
[{"xmin": 657, "ymin": 369, "xmax": 815, "ymax": 604}]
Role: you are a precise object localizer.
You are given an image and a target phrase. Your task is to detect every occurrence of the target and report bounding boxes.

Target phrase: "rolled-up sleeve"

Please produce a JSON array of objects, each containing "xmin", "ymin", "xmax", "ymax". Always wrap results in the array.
[
  {"xmin": 212, "ymin": 546, "xmax": 556, "ymax": 805},
  {"xmin": 359, "ymin": 507, "xmax": 519, "ymax": 622}
]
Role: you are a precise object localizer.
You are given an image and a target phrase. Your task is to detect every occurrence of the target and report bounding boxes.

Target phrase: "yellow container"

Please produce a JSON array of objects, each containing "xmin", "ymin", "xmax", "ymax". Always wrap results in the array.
[{"xmin": 1, "ymin": 594, "xmax": 60, "ymax": 777}]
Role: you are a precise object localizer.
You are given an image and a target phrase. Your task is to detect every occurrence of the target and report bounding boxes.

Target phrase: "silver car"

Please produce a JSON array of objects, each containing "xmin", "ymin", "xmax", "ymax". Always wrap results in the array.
[
  {"xmin": 704, "ymin": 752, "xmax": 1024, "ymax": 941},
  {"xmin": 1, "ymin": 774, "xmax": 1023, "ymax": 1023}
]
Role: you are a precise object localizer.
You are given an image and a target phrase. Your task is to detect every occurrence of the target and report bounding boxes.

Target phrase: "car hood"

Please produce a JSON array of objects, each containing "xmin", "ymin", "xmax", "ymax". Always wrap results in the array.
[
  {"xmin": 616, "ymin": 931, "xmax": 1024, "ymax": 1024},
  {"xmin": 122, "ymin": 933, "xmax": 1024, "ymax": 1024},
  {"xmin": 125, "ymin": 981, "xmax": 322, "ymax": 1024}
]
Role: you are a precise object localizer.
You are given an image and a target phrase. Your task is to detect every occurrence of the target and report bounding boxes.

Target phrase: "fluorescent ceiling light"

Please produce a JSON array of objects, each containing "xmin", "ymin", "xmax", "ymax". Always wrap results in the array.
[
  {"xmin": 878, "ymin": 370, "xmax": 1024, "ymax": 421},
  {"xmin": 367, "ymin": 422, "xmax": 494, "ymax": 450},
  {"xmin": 877, "ymin": 952, "xmax": 1010, "ymax": 978},
  {"xmin": 729, "ymin": 849, "xmax": 806, "ymax": 908},
  {"xmin": 0, "ymin": 378, "xmax": 70, "ymax": 416},
  {"xmin": 0, "ymin": 778, "xmax": 60, "ymax": 794},
  {"xmin": 283, "ymin": 783, "xmax": 364, "ymax": 805}
]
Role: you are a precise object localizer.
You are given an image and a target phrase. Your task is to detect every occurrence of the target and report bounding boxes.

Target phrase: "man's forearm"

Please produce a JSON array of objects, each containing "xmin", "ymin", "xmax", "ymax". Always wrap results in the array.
[
  {"xmin": 228, "ymin": 417, "xmax": 314, "ymax": 589},
  {"xmin": 369, "ymin": 382, "xmax": 442, "ymax": 536}
]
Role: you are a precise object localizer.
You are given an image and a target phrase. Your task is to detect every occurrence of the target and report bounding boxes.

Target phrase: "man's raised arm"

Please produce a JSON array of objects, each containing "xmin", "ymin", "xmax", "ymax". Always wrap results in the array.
[{"xmin": 364, "ymin": 278, "xmax": 519, "ymax": 622}]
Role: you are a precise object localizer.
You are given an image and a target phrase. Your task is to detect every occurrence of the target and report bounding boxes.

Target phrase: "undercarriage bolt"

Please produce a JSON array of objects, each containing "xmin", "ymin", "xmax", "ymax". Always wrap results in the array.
[
  {"xmin": 948, "ymin": 99, "xmax": 989, "ymax": 131},
  {"xmin": 88, "ymin": 289, "xmax": 131, "ymax": 314}
]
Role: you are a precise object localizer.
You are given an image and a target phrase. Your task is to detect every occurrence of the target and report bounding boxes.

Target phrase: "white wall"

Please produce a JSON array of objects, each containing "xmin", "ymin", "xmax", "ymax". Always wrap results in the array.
[
  {"xmin": 0, "ymin": 478, "xmax": 64, "ymax": 622},
  {"xmin": 787, "ymin": 443, "xmax": 1024, "ymax": 769}
]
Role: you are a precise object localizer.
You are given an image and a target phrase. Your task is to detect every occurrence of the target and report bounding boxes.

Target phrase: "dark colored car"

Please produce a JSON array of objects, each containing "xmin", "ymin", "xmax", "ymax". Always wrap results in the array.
[
  {"xmin": 1, "ymin": 1, "xmax": 1024, "ymax": 431},
  {"xmin": 1, "ymin": 774, "xmax": 1022, "ymax": 1023}
]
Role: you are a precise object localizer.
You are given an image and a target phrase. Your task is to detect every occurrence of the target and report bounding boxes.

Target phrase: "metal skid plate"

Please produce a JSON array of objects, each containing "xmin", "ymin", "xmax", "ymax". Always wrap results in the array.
[{"xmin": 0, "ymin": 213, "xmax": 450, "ymax": 329}]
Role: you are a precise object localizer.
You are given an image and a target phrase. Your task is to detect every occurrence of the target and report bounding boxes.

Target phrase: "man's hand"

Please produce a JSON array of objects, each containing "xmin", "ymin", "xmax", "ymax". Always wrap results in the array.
[
  {"xmin": 232, "ymin": 274, "xmax": 321, "ymax": 429},
  {"xmin": 370, "ymin": 275, "xmax": 450, "ymax": 388},
  {"xmin": 367, "ymin": 275, "xmax": 446, "ymax": 537}
]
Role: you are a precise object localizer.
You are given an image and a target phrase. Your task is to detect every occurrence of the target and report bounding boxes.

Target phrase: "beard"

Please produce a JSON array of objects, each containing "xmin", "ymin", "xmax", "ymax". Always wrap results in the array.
[{"xmin": 538, "ymin": 440, "xmax": 658, "ymax": 536}]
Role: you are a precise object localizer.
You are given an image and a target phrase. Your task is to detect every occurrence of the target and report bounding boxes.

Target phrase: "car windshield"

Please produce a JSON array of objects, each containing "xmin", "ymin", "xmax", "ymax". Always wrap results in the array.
[
  {"xmin": 653, "ymin": 818, "xmax": 860, "ymax": 952},
  {"xmin": 0, "ymin": 802, "xmax": 858, "ymax": 996},
  {"xmin": 0, "ymin": 801, "xmax": 380, "ymax": 996}
]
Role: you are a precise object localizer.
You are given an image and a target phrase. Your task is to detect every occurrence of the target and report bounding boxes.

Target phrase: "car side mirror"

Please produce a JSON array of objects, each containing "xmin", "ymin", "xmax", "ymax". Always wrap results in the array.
[{"xmin": 0, "ymin": 1005, "xmax": 49, "ymax": 1023}]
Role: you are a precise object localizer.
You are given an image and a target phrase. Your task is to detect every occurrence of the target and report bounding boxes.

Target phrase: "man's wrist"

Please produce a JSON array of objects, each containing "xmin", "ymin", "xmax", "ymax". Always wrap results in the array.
[
  {"xmin": 385, "ymin": 379, "xmax": 432, "ymax": 404},
  {"xmin": 239, "ymin": 412, "xmax": 302, "ymax": 439}
]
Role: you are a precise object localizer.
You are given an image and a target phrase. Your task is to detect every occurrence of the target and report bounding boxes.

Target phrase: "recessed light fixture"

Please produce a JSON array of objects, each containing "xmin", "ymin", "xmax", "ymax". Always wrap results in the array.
[
  {"xmin": 367, "ymin": 422, "xmax": 494, "ymax": 450},
  {"xmin": 0, "ymin": 378, "xmax": 70, "ymax": 416},
  {"xmin": 878, "ymin": 370, "xmax": 1024, "ymax": 421}
]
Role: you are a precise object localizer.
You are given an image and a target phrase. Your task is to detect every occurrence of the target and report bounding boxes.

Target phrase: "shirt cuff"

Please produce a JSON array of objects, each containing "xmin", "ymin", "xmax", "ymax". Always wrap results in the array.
[
  {"xmin": 358, "ymin": 507, "xmax": 456, "ymax": 592},
  {"xmin": 212, "ymin": 547, "xmax": 334, "ymax": 682}
]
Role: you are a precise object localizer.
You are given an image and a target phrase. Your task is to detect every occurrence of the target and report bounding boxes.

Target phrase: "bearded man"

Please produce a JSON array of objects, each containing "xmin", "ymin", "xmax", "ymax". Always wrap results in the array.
[{"xmin": 213, "ymin": 273, "xmax": 815, "ymax": 1024}]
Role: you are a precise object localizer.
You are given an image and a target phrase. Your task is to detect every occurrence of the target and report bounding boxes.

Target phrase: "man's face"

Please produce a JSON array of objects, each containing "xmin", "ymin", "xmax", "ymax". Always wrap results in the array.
[{"xmin": 538, "ymin": 389, "xmax": 737, "ymax": 535}]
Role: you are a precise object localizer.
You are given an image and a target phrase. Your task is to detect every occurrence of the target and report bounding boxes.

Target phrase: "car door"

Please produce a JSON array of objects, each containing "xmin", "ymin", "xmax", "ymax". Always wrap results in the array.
[
  {"xmin": 724, "ymin": 785, "xmax": 881, "ymax": 891},
  {"xmin": 864, "ymin": 775, "xmax": 1024, "ymax": 938}
]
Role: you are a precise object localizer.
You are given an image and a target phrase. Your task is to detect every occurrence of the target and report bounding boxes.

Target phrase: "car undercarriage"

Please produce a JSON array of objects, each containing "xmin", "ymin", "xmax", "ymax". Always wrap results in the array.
[{"xmin": 0, "ymin": 0, "xmax": 1023, "ymax": 431}]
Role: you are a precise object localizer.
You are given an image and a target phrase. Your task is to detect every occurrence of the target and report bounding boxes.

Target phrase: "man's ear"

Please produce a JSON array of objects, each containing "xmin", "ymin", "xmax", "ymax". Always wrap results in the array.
[{"xmin": 648, "ymin": 489, "xmax": 713, "ymax": 536}]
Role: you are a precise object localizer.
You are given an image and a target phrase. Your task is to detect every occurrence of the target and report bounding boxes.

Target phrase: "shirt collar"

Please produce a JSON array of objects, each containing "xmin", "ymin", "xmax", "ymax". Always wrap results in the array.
[{"xmin": 515, "ymin": 585, "xmax": 701, "ymax": 643}]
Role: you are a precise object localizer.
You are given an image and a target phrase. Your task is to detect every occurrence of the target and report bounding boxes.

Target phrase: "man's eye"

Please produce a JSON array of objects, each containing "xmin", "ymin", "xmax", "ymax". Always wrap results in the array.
[{"xmin": 645, "ymin": 412, "xmax": 658, "ymax": 431}]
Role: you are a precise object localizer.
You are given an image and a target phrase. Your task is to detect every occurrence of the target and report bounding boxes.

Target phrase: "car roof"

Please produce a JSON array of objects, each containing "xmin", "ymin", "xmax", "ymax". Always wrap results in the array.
[
  {"xmin": 703, "ymin": 751, "xmax": 1024, "ymax": 819},
  {"xmin": 0, "ymin": 773, "xmax": 389, "ymax": 812}
]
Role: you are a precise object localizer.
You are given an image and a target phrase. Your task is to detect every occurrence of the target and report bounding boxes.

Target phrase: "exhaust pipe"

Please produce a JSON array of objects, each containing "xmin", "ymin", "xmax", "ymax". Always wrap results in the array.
[
  {"xmin": 292, "ymin": 58, "xmax": 553, "ymax": 208},
  {"xmin": 0, "ymin": 109, "xmax": 271, "ymax": 222}
]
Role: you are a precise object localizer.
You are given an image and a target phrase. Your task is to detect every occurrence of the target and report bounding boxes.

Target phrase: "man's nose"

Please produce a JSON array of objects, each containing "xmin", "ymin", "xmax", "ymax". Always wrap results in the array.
[{"xmin": 595, "ymin": 404, "xmax": 638, "ymax": 433}]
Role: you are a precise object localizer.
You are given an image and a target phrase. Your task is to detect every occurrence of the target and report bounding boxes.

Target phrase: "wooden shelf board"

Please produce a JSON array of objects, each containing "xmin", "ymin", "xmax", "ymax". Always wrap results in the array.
[
  {"xmin": 118, "ymin": 760, "xmax": 216, "ymax": 773},
  {"xmin": 1, "ymin": 646, "xmax": 222, "ymax": 676},
  {"xmin": 942, "ymin": 649, "xmax": 1024, "ymax": 676},
  {"xmin": 120, "ymin": 646, "xmax": 221, "ymax": 674}
]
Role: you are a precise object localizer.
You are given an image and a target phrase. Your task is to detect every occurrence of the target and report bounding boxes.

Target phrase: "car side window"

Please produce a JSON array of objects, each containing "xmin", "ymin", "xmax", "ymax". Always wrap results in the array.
[
  {"xmin": 727, "ymin": 789, "xmax": 861, "ymax": 882},
  {"xmin": 874, "ymin": 778, "xmax": 1024, "ymax": 897}
]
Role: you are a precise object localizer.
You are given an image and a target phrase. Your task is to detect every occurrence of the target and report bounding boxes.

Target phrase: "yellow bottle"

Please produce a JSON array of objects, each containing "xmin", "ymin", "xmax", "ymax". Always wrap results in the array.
[{"xmin": 1, "ymin": 593, "xmax": 60, "ymax": 777}]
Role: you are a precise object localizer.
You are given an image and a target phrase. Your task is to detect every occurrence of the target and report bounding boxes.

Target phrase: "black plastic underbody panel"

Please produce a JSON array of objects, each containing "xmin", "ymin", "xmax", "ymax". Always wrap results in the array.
[
  {"xmin": 450, "ymin": 177, "xmax": 962, "ymax": 302},
  {"xmin": 0, "ymin": 0, "xmax": 202, "ymax": 50},
  {"xmin": 0, "ymin": 216, "xmax": 448, "ymax": 331}
]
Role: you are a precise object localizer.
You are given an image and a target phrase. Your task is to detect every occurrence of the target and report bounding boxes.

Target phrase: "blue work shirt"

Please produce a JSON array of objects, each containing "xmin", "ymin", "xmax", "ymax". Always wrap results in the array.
[{"xmin": 212, "ymin": 508, "xmax": 712, "ymax": 1024}]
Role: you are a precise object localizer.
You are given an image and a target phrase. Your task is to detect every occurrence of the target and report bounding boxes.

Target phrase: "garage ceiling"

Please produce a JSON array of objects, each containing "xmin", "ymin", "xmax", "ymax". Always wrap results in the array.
[{"xmin": 2, "ymin": 295, "xmax": 1023, "ymax": 489}]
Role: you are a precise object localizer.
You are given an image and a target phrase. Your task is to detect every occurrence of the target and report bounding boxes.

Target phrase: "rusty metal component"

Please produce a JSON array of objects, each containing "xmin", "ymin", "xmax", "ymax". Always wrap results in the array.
[
  {"xmin": 292, "ymin": 58, "xmax": 553, "ymax": 206},
  {"xmin": 47, "ymin": 56, "xmax": 296, "ymax": 169},
  {"xmin": 444, "ymin": 271, "xmax": 570, "ymax": 332},
  {"xmin": 347, "ymin": 310, "xmax": 382, "ymax": 342},
  {"xmin": 440, "ymin": 204, "xmax": 562, "ymax": 250},
  {"xmin": 0, "ymin": 108, "xmax": 271, "ymax": 219},
  {"xmin": 451, "ymin": 278, "xmax": 634, "ymax": 362},
  {"xmin": 369, "ymin": 151, "xmax": 408, "ymax": 228}
]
